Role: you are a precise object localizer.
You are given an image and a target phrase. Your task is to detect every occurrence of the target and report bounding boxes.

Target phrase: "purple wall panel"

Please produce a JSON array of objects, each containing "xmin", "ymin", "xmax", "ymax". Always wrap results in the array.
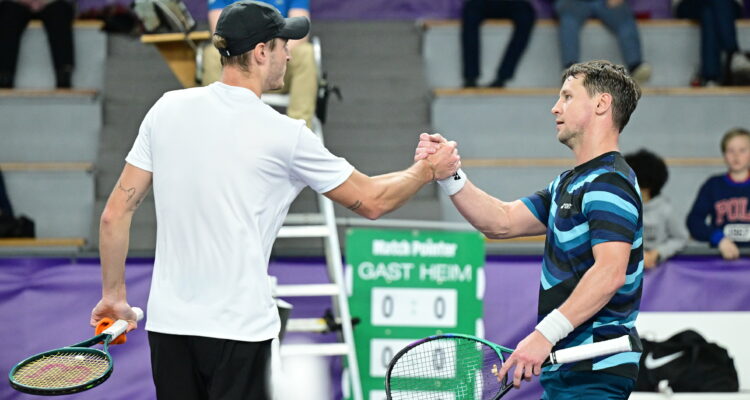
[
  {"xmin": 2, "ymin": 255, "xmax": 749, "ymax": 400},
  {"xmin": 77, "ymin": 0, "xmax": 675, "ymax": 21}
]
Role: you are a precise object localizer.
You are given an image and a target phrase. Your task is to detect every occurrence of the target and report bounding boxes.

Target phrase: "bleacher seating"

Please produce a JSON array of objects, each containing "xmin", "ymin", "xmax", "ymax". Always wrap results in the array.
[
  {"xmin": 0, "ymin": 21, "xmax": 106, "ymax": 248},
  {"xmin": 421, "ymin": 19, "xmax": 750, "ymax": 88}
]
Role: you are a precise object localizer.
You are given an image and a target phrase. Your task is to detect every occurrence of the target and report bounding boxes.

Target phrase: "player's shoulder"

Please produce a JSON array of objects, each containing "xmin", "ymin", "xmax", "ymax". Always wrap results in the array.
[
  {"xmin": 592, "ymin": 152, "xmax": 637, "ymax": 184},
  {"xmin": 153, "ymin": 86, "xmax": 210, "ymax": 109}
]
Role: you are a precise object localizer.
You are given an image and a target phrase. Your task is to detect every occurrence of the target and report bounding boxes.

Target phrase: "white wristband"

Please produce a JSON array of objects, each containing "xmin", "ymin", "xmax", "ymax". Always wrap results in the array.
[
  {"xmin": 437, "ymin": 168, "xmax": 467, "ymax": 196},
  {"xmin": 535, "ymin": 309, "xmax": 574, "ymax": 346}
]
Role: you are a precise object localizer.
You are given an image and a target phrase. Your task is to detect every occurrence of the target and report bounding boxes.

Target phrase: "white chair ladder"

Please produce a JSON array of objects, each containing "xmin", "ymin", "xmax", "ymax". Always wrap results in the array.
[{"xmin": 266, "ymin": 36, "xmax": 364, "ymax": 400}]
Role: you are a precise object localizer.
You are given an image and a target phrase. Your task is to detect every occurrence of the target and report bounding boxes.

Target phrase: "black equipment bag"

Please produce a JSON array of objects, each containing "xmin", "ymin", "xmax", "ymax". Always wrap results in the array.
[{"xmin": 635, "ymin": 329, "xmax": 739, "ymax": 392}]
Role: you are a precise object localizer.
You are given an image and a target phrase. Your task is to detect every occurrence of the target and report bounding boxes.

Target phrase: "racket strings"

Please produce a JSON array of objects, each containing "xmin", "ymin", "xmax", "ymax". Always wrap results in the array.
[
  {"xmin": 388, "ymin": 338, "xmax": 504, "ymax": 400},
  {"xmin": 12, "ymin": 351, "xmax": 110, "ymax": 389}
]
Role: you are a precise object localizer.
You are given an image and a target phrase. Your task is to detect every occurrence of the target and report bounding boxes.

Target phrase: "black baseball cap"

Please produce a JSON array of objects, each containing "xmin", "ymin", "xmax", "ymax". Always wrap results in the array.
[{"xmin": 214, "ymin": 1, "xmax": 310, "ymax": 57}]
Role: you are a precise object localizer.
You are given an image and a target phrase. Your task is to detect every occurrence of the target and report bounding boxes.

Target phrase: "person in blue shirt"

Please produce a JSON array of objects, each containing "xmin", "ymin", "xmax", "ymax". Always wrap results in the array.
[
  {"xmin": 687, "ymin": 127, "xmax": 750, "ymax": 259},
  {"xmin": 205, "ymin": 0, "xmax": 317, "ymax": 128},
  {"xmin": 417, "ymin": 60, "xmax": 644, "ymax": 399}
]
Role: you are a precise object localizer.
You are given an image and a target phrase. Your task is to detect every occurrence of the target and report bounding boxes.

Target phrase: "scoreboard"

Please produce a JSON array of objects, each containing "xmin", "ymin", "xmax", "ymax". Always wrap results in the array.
[{"xmin": 344, "ymin": 229, "xmax": 485, "ymax": 400}]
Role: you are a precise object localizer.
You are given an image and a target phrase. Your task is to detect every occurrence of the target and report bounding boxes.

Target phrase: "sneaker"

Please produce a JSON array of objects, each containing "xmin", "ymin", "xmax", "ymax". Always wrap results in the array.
[
  {"xmin": 704, "ymin": 80, "xmax": 720, "ymax": 88},
  {"xmin": 730, "ymin": 52, "xmax": 750, "ymax": 73},
  {"xmin": 463, "ymin": 78, "xmax": 478, "ymax": 88},
  {"xmin": 630, "ymin": 63, "xmax": 652, "ymax": 85}
]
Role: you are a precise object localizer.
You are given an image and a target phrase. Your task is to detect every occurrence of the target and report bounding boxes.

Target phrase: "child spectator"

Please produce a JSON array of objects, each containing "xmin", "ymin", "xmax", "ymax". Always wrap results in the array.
[
  {"xmin": 625, "ymin": 149, "xmax": 688, "ymax": 268},
  {"xmin": 687, "ymin": 127, "xmax": 750, "ymax": 259}
]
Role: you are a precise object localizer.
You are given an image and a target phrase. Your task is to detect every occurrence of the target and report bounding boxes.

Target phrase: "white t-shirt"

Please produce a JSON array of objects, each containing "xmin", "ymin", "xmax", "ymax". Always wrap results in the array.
[{"xmin": 126, "ymin": 82, "xmax": 354, "ymax": 342}]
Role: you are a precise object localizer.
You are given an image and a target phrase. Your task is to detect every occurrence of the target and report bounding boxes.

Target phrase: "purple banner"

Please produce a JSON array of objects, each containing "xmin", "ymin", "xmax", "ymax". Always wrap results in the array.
[
  {"xmin": 1, "ymin": 255, "xmax": 749, "ymax": 400},
  {"xmin": 77, "ymin": 0, "xmax": 675, "ymax": 21}
]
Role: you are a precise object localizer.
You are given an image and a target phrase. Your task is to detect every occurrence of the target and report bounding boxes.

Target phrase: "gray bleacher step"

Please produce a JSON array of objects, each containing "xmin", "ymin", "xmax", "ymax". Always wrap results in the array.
[
  {"xmin": 431, "ymin": 87, "xmax": 750, "ymax": 159},
  {"xmin": 422, "ymin": 20, "xmax": 750, "ymax": 89},
  {"xmin": 15, "ymin": 20, "xmax": 106, "ymax": 90},
  {"xmin": 0, "ymin": 89, "xmax": 101, "ymax": 163},
  {"xmin": 3, "ymin": 165, "xmax": 95, "ymax": 241},
  {"xmin": 438, "ymin": 164, "xmax": 724, "ymax": 228}
]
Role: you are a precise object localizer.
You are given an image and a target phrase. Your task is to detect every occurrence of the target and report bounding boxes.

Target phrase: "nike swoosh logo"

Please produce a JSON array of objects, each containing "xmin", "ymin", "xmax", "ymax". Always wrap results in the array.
[{"xmin": 644, "ymin": 351, "xmax": 684, "ymax": 369}]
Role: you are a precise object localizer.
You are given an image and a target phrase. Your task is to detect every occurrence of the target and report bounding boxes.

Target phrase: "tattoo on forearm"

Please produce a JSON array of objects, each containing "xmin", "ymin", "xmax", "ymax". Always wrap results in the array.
[
  {"xmin": 117, "ymin": 182, "xmax": 136, "ymax": 202},
  {"xmin": 348, "ymin": 200, "xmax": 362, "ymax": 211}
]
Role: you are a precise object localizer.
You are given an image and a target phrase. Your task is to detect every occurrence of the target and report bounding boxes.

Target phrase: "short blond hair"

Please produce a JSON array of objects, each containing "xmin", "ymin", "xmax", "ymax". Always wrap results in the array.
[
  {"xmin": 721, "ymin": 127, "xmax": 750, "ymax": 153},
  {"xmin": 212, "ymin": 35, "xmax": 279, "ymax": 73}
]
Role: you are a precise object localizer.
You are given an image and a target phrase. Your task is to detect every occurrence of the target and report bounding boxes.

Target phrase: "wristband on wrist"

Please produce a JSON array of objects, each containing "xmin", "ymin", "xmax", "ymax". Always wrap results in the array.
[
  {"xmin": 535, "ymin": 308, "xmax": 574, "ymax": 346},
  {"xmin": 437, "ymin": 168, "xmax": 467, "ymax": 196}
]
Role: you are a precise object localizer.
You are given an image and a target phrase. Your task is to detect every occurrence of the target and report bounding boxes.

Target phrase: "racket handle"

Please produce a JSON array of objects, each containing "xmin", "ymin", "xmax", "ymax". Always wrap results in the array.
[
  {"xmin": 101, "ymin": 306, "xmax": 144, "ymax": 340},
  {"xmin": 549, "ymin": 335, "xmax": 632, "ymax": 365}
]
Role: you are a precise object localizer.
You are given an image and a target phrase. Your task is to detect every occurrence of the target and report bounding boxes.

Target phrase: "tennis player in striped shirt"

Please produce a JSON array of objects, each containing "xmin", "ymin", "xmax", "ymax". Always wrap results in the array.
[{"xmin": 417, "ymin": 60, "xmax": 644, "ymax": 399}]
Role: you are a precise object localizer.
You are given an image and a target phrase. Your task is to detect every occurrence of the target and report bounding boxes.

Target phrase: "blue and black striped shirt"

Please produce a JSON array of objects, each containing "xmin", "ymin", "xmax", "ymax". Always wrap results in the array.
[{"xmin": 522, "ymin": 151, "xmax": 643, "ymax": 380}]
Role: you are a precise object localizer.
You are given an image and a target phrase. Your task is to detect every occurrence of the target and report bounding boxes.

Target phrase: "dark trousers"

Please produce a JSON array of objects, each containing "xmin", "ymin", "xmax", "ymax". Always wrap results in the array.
[
  {"xmin": 0, "ymin": 170, "xmax": 13, "ymax": 217},
  {"xmin": 148, "ymin": 332, "xmax": 272, "ymax": 400},
  {"xmin": 541, "ymin": 371, "xmax": 635, "ymax": 399},
  {"xmin": 461, "ymin": 0, "xmax": 536, "ymax": 84},
  {"xmin": 676, "ymin": 0, "xmax": 741, "ymax": 81},
  {"xmin": 0, "ymin": 0, "xmax": 75, "ymax": 88}
]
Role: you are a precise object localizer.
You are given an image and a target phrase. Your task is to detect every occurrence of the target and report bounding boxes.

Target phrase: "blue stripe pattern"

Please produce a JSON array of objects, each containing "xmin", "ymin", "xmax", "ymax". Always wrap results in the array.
[{"xmin": 521, "ymin": 152, "xmax": 643, "ymax": 379}]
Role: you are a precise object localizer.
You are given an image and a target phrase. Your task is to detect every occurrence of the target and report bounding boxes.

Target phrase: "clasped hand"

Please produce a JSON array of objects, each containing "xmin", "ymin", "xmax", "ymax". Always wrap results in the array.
[{"xmin": 414, "ymin": 133, "xmax": 461, "ymax": 180}]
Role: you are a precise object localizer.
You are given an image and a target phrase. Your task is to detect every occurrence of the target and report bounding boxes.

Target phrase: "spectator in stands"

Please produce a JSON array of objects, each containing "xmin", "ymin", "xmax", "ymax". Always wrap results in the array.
[
  {"xmin": 687, "ymin": 127, "xmax": 750, "ymax": 259},
  {"xmin": 672, "ymin": 0, "xmax": 750, "ymax": 86},
  {"xmin": 625, "ymin": 149, "xmax": 688, "ymax": 268},
  {"xmin": 553, "ymin": 0, "xmax": 652, "ymax": 84},
  {"xmin": 203, "ymin": 0, "xmax": 317, "ymax": 128},
  {"xmin": 461, "ymin": 0, "xmax": 536, "ymax": 88},
  {"xmin": 0, "ymin": 0, "xmax": 75, "ymax": 88}
]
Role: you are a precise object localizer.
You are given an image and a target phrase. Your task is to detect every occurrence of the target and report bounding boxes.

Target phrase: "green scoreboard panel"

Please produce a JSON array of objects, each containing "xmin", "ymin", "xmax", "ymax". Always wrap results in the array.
[{"xmin": 344, "ymin": 229, "xmax": 485, "ymax": 400}]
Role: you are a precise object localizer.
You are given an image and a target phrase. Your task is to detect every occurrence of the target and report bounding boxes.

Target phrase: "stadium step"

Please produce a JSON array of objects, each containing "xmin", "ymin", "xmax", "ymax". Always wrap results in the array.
[
  {"xmin": 0, "ymin": 89, "xmax": 101, "ymax": 163},
  {"xmin": 2, "ymin": 163, "xmax": 95, "ymax": 241},
  {"xmin": 421, "ymin": 19, "xmax": 750, "ymax": 89}
]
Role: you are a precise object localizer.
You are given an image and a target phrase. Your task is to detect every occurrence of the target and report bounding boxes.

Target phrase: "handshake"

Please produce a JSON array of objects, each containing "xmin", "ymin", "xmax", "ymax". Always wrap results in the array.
[{"xmin": 414, "ymin": 133, "xmax": 467, "ymax": 196}]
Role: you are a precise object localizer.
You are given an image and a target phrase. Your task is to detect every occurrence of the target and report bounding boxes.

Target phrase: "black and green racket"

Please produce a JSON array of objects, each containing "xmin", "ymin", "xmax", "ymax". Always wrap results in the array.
[
  {"xmin": 8, "ymin": 307, "xmax": 144, "ymax": 396},
  {"xmin": 385, "ymin": 333, "xmax": 634, "ymax": 400}
]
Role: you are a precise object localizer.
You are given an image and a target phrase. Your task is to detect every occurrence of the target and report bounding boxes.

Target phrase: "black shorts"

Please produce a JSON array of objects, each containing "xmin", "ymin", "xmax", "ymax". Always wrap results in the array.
[{"xmin": 148, "ymin": 331, "xmax": 272, "ymax": 400}]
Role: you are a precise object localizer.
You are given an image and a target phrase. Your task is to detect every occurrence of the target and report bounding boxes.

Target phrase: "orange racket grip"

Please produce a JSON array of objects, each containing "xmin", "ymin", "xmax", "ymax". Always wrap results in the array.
[{"xmin": 95, "ymin": 318, "xmax": 127, "ymax": 345}]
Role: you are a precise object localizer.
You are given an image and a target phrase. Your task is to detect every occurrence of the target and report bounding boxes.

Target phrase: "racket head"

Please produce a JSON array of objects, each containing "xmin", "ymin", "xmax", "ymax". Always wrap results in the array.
[
  {"xmin": 385, "ymin": 333, "xmax": 513, "ymax": 400},
  {"xmin": 9, "ymin": 346, "xmax": 113, "ymax": 395}
]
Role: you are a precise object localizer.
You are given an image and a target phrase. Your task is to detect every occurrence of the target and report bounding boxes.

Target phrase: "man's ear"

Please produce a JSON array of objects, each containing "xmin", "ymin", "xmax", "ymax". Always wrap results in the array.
[
  {"xmin": 252, "ymin": 42, "xmax": 266, "ymax": 63},
  {"xmin": 596, "ymin": 92, "xmax": 613, "ymax": 116}
]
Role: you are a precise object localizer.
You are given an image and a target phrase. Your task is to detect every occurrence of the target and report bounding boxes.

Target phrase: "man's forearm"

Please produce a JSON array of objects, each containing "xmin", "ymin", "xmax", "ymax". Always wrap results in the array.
[
  {"xmin": 451, "ymin": 181, "xmax": 514, "ymax": 238},
  {"xmin": 99, "ymin": 215, "xmax": 133, "ymax": 302},
  {"xmin": 557, "ymin": 262, "xmax": 625, "ymax": 328},
  {"xmin": 366, "ymin": 160, "xmax": 433, "ymax": 217}
]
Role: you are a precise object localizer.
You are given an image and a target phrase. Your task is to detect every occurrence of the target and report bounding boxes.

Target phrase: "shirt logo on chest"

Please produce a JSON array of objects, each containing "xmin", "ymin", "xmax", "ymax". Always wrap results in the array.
[{"xmin": 560, "ymin": 203, "xmax": 573, "ymax": 210}]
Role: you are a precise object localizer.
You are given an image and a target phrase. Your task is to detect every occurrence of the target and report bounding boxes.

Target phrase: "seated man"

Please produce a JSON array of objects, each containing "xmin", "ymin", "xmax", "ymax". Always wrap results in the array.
[
  {"xmin": 0, "ymin": 0, "xmax": 75, "ymax": 88},
  {"xmin": 554, "ymin": 0, "xmax": 651, "ymax": 84},
  {"xmin": 672, "ymin": 0, "xmax": 750, "ymax": 86},
  {"xmin": 461, "ymin": 0, "xmax": 536, "ymax": 88},
  {"xmin": 204, "ymin": 0, "xmax": 317, "ymax": 128}
]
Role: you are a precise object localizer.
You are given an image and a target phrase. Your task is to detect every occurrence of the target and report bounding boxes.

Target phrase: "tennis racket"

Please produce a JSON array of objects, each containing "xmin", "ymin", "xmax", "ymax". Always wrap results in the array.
[
  {"xmin": 8, "ymin": 307, "xmax": 144, "ymax": 395},
  {"xmin": 385, "ymin": 333, "xmax": 634, "ymax": 400}
]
